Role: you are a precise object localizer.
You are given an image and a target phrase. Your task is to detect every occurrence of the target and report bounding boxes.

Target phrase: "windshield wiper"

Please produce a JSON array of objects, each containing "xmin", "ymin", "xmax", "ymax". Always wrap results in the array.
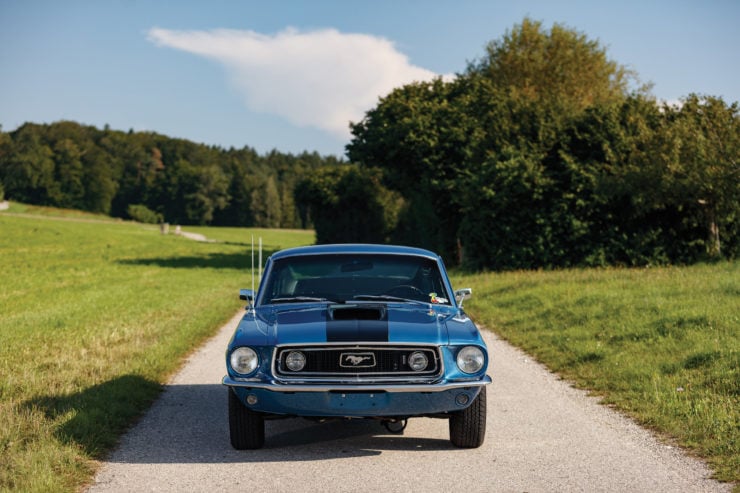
[
  {"xmin": 352, "ymin": 295, "xmax": 428, "ymax": 306},
  {"xmin": 270, "ymin": 296, "xmax": 340, "ymax": 304}
]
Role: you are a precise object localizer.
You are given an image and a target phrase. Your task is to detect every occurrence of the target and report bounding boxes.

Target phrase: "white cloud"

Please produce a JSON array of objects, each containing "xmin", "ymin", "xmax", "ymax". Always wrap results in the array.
[{"xmin": 147, "ymin": 27, "xmax": 442, "ymax": 139}]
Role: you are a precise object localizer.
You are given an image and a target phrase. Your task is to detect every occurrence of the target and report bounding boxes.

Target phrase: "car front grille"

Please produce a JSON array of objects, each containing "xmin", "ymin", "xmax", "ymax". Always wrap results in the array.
[{"xmin": 273, "ymin": 345, "xmax": 442, "ymax": 381}]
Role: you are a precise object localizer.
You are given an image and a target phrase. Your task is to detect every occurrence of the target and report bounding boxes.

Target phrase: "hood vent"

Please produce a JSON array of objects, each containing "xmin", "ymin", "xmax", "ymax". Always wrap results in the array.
[{"xmin": 330, "ymin": 306, "xmax": 385, "ymax": 321}]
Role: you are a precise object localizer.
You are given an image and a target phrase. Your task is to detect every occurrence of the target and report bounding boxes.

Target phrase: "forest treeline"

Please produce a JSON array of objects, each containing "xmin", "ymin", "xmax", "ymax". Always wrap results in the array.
[
  {"xmin": 0, "ymin": 121, "xmax": 343, "ymax": 228},
  {"xmin": 301, "ymin": 19, "xmax": 739, "ymax": 269},
  {"xmin": 2, "ymin": 18, "xmax": 738, "ymax": 269}
]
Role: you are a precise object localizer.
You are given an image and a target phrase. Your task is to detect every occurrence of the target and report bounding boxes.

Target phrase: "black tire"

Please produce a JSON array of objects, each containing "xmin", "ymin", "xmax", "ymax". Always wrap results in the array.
[
  {"xmin": 449, "ymin": 386, "xmax": 487, "ymax": 448},
  {"xmin": 228, "ymin": 389, "xmax": 265, "ymax": 449}
]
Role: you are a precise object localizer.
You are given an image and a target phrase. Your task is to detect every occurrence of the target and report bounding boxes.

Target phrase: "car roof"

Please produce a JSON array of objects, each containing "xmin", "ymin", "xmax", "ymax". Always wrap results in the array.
[{"xmin": 269, "ymin": 244, "xmax": 441, "ymax": 261}]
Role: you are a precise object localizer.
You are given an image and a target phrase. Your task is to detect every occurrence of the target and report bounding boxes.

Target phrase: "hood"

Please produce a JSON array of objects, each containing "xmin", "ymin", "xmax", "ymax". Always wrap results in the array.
[{"xmin": 239, "ymin": 303, "xmax": 452, "ymax": 346}]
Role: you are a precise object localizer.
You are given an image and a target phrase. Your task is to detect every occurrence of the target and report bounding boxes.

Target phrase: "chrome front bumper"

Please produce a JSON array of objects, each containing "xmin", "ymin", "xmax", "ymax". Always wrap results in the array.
[{"xmin": 222, "ymin": 374, "xmax": 491, "ymax": 393}]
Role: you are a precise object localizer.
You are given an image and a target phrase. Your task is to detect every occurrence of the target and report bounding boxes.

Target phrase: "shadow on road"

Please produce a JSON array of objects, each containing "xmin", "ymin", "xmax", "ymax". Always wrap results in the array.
[{"xmin": 104, "ymin": 382, "xmax": 456, "ymax": 464}]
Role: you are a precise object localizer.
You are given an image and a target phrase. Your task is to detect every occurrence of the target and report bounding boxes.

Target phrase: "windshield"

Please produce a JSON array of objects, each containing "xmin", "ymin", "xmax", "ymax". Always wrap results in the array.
[{"xmin": 259, "ymin": 254, "xmax": 451, "ymax": 305}]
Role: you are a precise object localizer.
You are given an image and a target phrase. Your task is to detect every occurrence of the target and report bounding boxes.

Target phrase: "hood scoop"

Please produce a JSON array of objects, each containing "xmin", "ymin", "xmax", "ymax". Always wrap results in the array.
[{"xmin": 330, "ymin": 305, "xmax": 385, "ymax": 321}]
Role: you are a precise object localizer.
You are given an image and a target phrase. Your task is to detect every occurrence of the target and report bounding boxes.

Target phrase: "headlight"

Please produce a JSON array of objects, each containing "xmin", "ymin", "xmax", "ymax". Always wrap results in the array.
[
  {"xmin": 408, "ymin": 351, "xmax": 429, "ymax": 371},
  {"xmin": 456, "ymin": 346, "xmax": 485, "ymax": 374},
  {"xmin": 230, "ymin": 347, "xmax": 258, "ymax": 375},
  {"xmin": 285, "ymin": 351, "xmax": 306, "ymax": 371}
]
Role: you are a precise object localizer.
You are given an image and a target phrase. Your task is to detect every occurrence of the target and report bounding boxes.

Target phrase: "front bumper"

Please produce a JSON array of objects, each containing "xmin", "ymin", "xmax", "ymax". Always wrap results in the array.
[{"xmin": 223, "ymin": 375, "xmax": 491, "ymax": 417}]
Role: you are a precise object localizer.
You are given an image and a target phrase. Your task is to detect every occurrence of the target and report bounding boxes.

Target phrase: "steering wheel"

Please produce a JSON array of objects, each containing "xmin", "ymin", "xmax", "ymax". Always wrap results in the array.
[{"xmin": 383, "ymin": 284, "xmax": 426, "ymax": 299}]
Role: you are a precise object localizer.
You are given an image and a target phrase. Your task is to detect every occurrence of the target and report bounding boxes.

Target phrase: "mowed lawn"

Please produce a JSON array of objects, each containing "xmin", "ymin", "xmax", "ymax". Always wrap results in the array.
[
  {"xmin": 453, "ymin": 264, "xmax": 739, "ymax": 485},
  {"xmin": 0, "ymin": 211, "xmax": 314, "ymax": 492}
]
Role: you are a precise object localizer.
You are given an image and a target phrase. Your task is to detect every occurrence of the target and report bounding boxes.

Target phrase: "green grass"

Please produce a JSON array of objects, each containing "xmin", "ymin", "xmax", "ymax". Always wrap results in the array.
[
  {"xmin": 0, "ymin": 211, "xmax": 313, "ymax": 492},
  {"xmin": 452, "ymin": 264, "xmax": 739, "ymax": 485},
  {"xmin": 3, "ymin": 201, "xmax": 121, "ymax": 221},
  {"xmin": 185, "ymin": 224, "xmax": 315, "ymax": 247}
]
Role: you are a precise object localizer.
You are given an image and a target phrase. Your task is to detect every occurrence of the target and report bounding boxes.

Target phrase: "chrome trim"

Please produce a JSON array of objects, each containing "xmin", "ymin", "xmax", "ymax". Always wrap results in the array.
[
  {"xmin": 222, "ymin": 374, "xmax": 491, "ymax": 393},
  {"xmin": 272, "ymin": 345, "xmax": 443, "ymax": 380},
  {"xmin": 274, "ymin": 341, "xmax": 444, "ymax": 348},
  {"xmin": 273, "ymin": 375, "xmax": 440, "ymax": 384}
]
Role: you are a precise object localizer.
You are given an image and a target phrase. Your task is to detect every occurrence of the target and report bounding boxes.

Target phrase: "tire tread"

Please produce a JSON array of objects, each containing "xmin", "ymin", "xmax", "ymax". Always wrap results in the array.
[
  {"xmin": 449, "ymin": 386, "xmax": 487, "ymax": 448},
  {"xmin": 228, "ymin": 389, "xmax": 265, "ymax": 449}
]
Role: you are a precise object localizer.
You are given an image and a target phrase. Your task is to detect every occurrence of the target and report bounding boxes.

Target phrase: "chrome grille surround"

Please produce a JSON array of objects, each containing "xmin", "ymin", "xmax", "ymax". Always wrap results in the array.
[{"xmin": 272, "ymin": 344, "xmax": 443, "ymax": 383}]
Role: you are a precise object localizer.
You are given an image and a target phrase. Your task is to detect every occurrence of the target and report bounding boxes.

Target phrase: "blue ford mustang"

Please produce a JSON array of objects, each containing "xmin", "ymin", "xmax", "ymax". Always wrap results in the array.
[{"xmin": 223, "ymin": 244, "xmax": 491, "ymax": 449}]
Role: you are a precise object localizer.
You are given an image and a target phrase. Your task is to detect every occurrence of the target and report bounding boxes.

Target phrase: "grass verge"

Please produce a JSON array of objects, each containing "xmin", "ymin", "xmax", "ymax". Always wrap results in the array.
[
  {"xmin": 452, "ymin": 264, "xmax": 739, "ymax": 485},
  {"xmin": 0, "ymin": 212, "xmax": 313, "ymax": 492}
]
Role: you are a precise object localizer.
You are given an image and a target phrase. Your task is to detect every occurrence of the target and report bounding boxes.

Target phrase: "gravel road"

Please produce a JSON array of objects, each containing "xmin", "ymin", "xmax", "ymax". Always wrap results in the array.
[{"xmin": 87, "ymin": 311, "xmax": 730, "ymax": 493}]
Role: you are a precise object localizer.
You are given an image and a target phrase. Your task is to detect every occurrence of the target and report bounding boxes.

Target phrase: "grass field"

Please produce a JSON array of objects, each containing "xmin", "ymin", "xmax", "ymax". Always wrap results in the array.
[
  {"xmin": 452, "ymin": 265, "xmax": 739, "ymax": 485},
  {"xmin": 1, "ymin": 205, "xmax": 737, "ymax": 490},
  {"xmin": 0, "ymin": 209, "xmax": 314, "ymax": 492}
]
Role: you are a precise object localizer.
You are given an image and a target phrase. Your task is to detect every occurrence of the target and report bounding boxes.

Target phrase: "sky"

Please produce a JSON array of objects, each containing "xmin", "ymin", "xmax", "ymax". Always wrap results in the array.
[{"xmin": 1, "ymin": 0, "xmax": 738, "ymax": 158}]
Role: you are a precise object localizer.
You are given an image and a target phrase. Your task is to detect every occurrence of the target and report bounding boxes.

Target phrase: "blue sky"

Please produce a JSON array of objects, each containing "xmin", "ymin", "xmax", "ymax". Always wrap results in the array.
[{"xmin": 1, "ymin": 0, "xmax": 738, "ymax": 157}]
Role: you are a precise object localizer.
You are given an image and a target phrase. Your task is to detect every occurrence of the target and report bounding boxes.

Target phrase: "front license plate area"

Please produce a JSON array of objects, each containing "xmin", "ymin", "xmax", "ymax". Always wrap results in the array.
[{"xmin": 329, "ymin": 392, "xmax": 390, "ymax": 412}]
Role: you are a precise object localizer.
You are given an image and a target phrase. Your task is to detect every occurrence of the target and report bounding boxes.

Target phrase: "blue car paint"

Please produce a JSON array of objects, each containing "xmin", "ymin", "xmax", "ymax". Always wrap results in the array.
[
  {"xmin": 230, "ymin": 385, "xmax": 482, "ymax": 418},
  {"xmin": 224, "ymin": 244, "xmax": 490, "ymax": 419}
]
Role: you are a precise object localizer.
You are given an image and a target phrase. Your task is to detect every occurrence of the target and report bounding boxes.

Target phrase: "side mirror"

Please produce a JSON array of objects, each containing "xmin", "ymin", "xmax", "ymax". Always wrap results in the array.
[
  {"xmin": 455, "ymin": 288, "xmax": 472, "ymax": 307},
  {"xmin": 239, "ymin": 289, "xmax": 254, "ymax": 307}
]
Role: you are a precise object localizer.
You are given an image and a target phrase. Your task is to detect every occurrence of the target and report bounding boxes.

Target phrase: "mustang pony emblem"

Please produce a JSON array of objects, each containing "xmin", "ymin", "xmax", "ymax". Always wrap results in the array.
[
  {"xmin": 340, "ymin": 353, "xmax": 376, "ymax": 367},
  {"xmin": 345, "ymin": 355, "xmax": 371, "ymax": 365}
]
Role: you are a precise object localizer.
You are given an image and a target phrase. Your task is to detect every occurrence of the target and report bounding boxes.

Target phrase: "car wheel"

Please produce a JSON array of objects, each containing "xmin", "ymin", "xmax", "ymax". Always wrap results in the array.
[
  {"xmin": 449, "ymin": 386, "xmax": 486, "ymax": 448},
  {"xmin": 228, "ymin": 389, "xmax": 265, "ymax": 449}
]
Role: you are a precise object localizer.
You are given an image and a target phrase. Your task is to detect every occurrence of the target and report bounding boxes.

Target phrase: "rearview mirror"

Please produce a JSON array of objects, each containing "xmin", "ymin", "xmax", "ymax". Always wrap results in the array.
[
  {"xmin": 455, "ymin": 288, "xmax": 472, "ymax": 307},
  {"xmin": 239, "ymin": 289, "xmax": 254, "ymax": 308}
]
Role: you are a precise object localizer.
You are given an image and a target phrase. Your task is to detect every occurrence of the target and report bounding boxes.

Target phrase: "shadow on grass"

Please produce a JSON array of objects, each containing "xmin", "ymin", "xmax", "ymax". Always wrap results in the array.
[
  {"xmin": 117, "ymin": 248, "xmax": 280, "ymax": 270},
  {"xmin": 25, "ymin": 375, "xmax": 162, "ymax": 458}
]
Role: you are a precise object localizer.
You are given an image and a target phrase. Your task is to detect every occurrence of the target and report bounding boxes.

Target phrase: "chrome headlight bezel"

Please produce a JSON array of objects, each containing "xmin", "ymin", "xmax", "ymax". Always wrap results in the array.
[
  {"xmin": 230, "ymin": 347, "xmax": 259, "ymax": 375},
  {"xmin": 285, "ymin": 350, "xmax": 307, "ymax": 372},
  {"xmin": 456, "ymin": 346, "xmax": 485, "ymax": 374},
  {"xmin": 408, "ymin": 351, "xmax": 429, "ymax": 372}
]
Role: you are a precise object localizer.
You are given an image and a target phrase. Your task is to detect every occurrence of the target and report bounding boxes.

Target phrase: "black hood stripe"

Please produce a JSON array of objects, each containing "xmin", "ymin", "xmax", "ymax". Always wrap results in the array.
[
  {"xmin": 326, "ymin": 319, "xmax": 389, "ymax": 342},
  {"xmin": 327, "ymin": 308, "xmax": 389, "ymax": 342},
  {"xmin": 274, "ymin": 306, "xmax": 391, "ymax": 343}
]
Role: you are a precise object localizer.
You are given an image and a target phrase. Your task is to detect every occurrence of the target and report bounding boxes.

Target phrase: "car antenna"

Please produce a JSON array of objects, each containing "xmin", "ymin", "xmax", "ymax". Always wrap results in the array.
[
  {"xmin": 259, "ymin": 236, "xmax": 262, "ymax": 283},
  {"xmin": 251, "ymin": 234, "xmax": 255, "ymax": 297},
  {"xmin": 250, "ymin": 235, "xmax": 263, "ymax": 300}
]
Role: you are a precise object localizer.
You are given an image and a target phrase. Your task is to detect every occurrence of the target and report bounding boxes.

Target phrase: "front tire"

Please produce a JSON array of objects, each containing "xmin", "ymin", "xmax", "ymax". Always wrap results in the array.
[
  {"xmin": 449, "ymin": 386, "xmax": 487, "ymax": 448},
  {"xmin": 228, "ymin": 389, "xmax": 265, "ymax": 449}
]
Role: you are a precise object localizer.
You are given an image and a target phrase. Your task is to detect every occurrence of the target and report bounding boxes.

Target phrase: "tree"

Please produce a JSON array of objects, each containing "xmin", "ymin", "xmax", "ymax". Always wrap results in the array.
[
  {"xmin": 348, "ymin": 18, "xmax": 640, "ymax": 268},
  {"xmin": 250, "ymin": 175, "xmax": 281, "ymax": 228},
  {"xmin": 0, "ymin": 125, "xmax": 56, "ymax": 205},
  {"xmin": 668, "ymin": 95, "xmax": 739, "ymax": 258},
  {"xmin": 348, "ymin": 78, "xmax": 478, "ymax": 261},
  {"xmin": 547, "ymin": 95, "xmax": 683, "ymax": 265},
  {"xmin": 52, "ymin": 139, "xmax": 85, "ymax": 208},
  {"xmin": 81, "ymin": 151, "xmax": 117, "ymax": 214},
  {"xmin": 0, "ymin": 121, "xmax": 344, "ymax": 227},
  {"xmin": 471, "ymin": 17, "xmax": 638, "ymax": 112},
  {"xmin": 294, "ymin": 165, "xmax": 403, "ymax": 244},
  {"xmin": 214, "ymin": 148, "xmax": 260, "ymax": 227},
  {"xmin": 0, "ymin": 130, "xmax": 11, "ymax": 201},
  {"xmin": 279, "ymin": 180, "xmax": 300, "ymax": 228}
]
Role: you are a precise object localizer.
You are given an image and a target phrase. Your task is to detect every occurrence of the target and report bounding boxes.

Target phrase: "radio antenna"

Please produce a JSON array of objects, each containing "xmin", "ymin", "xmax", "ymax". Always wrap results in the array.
[
  {"xmin": 258, "ymin": 237, "xmax": 262, "ymax": 283},
  {"xmin": 251, "ymin": 234, "xmax": 254, "ymax": 296}
]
